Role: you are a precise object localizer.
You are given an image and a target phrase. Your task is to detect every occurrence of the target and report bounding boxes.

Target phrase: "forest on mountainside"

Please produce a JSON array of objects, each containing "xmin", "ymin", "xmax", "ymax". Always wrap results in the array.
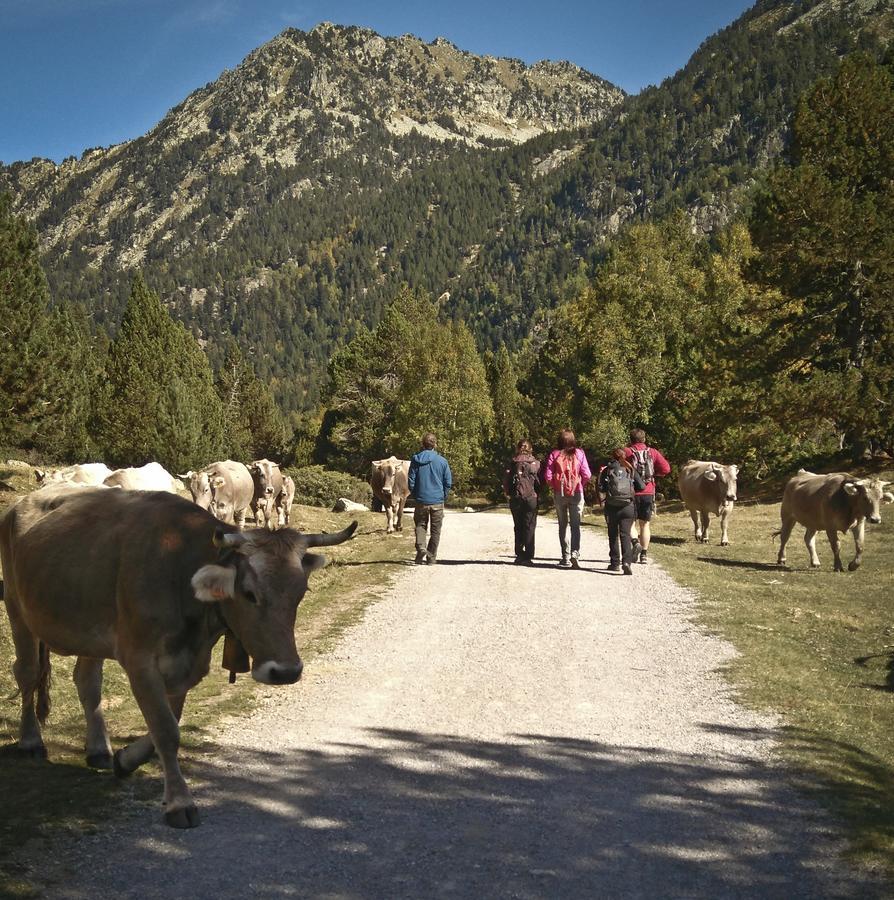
[
  {"xmin": 8, "ymin": 0, "xmax": 889, "ymax": 419},
  {"xmin": 3, "ymin": 51, "xmax": 892, "ymax": 487}
]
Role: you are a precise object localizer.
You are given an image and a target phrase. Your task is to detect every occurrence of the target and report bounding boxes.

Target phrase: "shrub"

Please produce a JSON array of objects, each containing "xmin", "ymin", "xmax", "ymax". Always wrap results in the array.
[{"xmin": 287, "ymin": 465, "xmax": 372, "ymax": 508}]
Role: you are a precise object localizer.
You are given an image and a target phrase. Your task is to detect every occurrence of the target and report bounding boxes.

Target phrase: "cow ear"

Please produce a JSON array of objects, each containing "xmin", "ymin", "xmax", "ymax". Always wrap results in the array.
[
  {"xmin": 302, "ymin": 552, "xmax": 327, "ymax": 573},
  {"xmin": 843, "ymin": 482, "xmax": 859, "ymax": 496},
  {"xmin": 192, "ymin": 565, "xmax": 236, "ymax": 602},
  {"xmin": 211, "ymin": 476, "xmax": 225, "ymax": 488},
  {"xmin": 883, "ymin": 492, "xmax": 894, "ymax": 504},
  {"xmin": 704, "ymin": 470, "xmax": 718, "ymax": 481}
]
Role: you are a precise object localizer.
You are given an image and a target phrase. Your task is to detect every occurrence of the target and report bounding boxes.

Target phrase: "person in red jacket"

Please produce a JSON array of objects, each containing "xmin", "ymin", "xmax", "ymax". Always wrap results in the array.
[
  {"xmin": 624, "ymin": 428, "xmax": 671, "ymax": 564},
  {"xmin": 542, "ymin": 429, "xmax": 591, "ymax": 569}
]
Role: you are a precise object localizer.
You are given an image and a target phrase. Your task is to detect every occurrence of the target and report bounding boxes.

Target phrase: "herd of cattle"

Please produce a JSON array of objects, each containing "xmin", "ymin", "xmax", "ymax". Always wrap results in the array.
[
  {"xmin": 34, "ymin": 458, "xmax": 297, "ymax": 530},
  {"xmin": 0, "ymin": 452, "xmax": 890, "ymax": 831}
]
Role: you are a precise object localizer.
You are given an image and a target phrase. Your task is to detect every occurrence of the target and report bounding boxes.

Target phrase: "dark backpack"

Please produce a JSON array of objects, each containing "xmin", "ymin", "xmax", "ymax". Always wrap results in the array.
[
  {"xmin": 604, "ymin": 464, "xmax": 635, "ymax": 507},
  {"xmin": 630, "ymin": 447, "xmax": 655, "ymax": 484},
  {"xmin": 510, "ymin": 459, "xmax": 538, "ymax": 500}
]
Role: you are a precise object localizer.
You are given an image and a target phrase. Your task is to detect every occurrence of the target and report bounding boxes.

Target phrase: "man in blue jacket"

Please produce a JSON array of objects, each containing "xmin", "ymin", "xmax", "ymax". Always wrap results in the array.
[{"xmin": 408, "ymin": 432, "xmax": 453, "ymax": 565}]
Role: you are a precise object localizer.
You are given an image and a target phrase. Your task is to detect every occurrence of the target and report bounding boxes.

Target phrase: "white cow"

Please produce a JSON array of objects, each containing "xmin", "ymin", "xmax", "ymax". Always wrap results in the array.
[
  {"xmin": 677, "ymin": 460, "xmax": 739, "ymax": 546},
  {"xmin": 103, "ymin": 462, "xmax": 180, "ymax": 493},
  {"xmin": 35, "ymin": 463, "xmax": 112, "ymax": 486}
]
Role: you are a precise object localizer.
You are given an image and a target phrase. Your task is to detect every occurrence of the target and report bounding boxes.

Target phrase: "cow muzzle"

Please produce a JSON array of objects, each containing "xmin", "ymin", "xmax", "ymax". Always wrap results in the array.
[
  {"xmin": 252, "ymin": 659, "xmax": 303, "ymax": 685},
  {"xmin": 726, "ymin": 494, "xmax": 737, "ymax": 502},
  {"xmin": 868, "ymin": 515, "xmax": 882, "ymax": 525}
]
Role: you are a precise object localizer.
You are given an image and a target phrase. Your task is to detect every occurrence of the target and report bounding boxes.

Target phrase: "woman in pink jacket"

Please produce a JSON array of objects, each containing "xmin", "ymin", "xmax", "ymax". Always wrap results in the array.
[{"xmin": 542, "ymin": 429, "xmax": 591, "ymax": 568}]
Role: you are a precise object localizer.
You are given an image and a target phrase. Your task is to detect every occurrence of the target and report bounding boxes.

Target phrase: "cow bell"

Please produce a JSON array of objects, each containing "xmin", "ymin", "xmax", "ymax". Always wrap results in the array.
[{"xmin": 222, "ymin": 631, "xmax": 251, "ymax": 683}]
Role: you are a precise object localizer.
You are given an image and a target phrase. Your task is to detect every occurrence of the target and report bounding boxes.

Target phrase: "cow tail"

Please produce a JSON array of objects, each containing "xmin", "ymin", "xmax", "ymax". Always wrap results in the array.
[
  {"xmin": 771, "ymin": 529, "xmax": 781, "ymax": 544},
  {"xmin": 35, "ymin": 641, "xmax": 52, "ymax": 725}
]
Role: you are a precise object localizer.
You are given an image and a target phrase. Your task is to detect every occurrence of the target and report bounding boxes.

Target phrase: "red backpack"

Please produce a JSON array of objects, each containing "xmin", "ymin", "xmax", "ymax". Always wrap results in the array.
[{"xmin": 552, "ymin": 451, "xmax": 581, "ymax": 496}]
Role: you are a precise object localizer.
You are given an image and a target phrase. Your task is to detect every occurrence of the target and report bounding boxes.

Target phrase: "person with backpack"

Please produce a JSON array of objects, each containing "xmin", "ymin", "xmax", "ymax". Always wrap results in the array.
[
  {"xmin": 408, "ymin": 432, "xmax": 453, "ymax": 565},
  {"xmin": 503, "ymin": 439, "xmax": 541, "ymax": 564},
  {"xmin": 598, "ymin": 448, "xmax": 647, "ymax": 574},
  {"xmin": 624, "ymin": 428, "xmax": 671, "ymax": 564},
  {"xmin": 542, "ymin": 429, "xmax": 591, "ymax": 569}
]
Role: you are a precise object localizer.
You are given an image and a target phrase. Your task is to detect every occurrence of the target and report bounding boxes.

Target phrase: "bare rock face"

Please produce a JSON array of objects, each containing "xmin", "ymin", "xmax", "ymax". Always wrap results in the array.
[{"xmin": 0, "ymin": 24, "xmax": 624, "ymax": 269}]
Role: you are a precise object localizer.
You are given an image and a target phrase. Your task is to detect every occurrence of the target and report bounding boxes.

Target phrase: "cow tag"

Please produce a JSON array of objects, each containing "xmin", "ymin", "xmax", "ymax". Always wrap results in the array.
[{"xmin": 192, "ymin": 565, "xmax": 236, "ymax": 602}]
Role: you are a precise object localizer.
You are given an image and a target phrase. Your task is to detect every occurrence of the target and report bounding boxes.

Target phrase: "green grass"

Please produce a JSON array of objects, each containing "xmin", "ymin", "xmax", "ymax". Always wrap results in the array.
[
  {"xmin": 0, "ymin": 478, "xmax": 410, "ymax": 895},
  {"xmin": 640, "ymin": 476, "xmax": 894, "ymax": 875}
]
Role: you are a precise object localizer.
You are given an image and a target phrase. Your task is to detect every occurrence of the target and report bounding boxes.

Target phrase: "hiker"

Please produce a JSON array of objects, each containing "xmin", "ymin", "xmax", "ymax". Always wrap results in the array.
[
  {"xmin": 624, "ymin": 428, "xmax": 671, "ymax": 564},
  {"xmin": 408, "ymin": 432, "xmax": 453, "ymax": 565},
  {"xmin": 542, "ymin": 429, "xmax": 591, "ymax": 568},
  {"xmin": 598, "ymin": 448, "xmax": 646, "ymax": 575},
  {"xmin": 503, "ymin": 438, "xmax": 541, "ymax": 564}
]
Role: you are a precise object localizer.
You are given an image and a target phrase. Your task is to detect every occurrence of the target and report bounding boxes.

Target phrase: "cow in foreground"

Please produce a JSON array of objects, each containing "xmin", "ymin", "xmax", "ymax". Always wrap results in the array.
[
  {"xmin": 0, "ymin": 485, "xmax": 357, "ymax": 827},
  {"xmin": 250, "ymin": 459, "xmax": 283, "ymax": 530},
  {"xmin": 183, "ymin": 461, "xmax": 255, "ymax": 528},
  {"xmin": 776, "ymin": 470, "xmax": 893, "ymax": 571},
  {"xmin": 371, "ymin": 457, "xmax": 410, "ymax": 533},
  {"xmin": 34, "ymin": 463, "xmax": 112, "ymax": 486},
  {"xmin": 103, "ymin": 461, "xmax": 180, "ymax": 493},
  {"xmin": 677, "ymin": 460, "xmax": 739, "ymax": 546}
]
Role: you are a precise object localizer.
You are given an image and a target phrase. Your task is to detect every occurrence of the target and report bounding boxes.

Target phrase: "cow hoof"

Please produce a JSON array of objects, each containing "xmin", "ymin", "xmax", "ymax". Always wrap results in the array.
[
  {"xmin": 848, "ymin": 561, "xmax": 860, "ymax": 572},
  {"xmin": 17, "ymin": 745, "xmax": 48, "ymax": 761},
  {"xmin": 720, "ymin": 541, "xmax": 729, "ymax": 547},
  {"xmin": 86, "ymin": 752, "xmax": 113, "ymax": 770},
  {"xmin": 164, "ymin": 804, "xmax": 201, "ymax": 829},
  {"xmin": 113, "ymin": 749, "xmax": 134, "ymax": 779}
]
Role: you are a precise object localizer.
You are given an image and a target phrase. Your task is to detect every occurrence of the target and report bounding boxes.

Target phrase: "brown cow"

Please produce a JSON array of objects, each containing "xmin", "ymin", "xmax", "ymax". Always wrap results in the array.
[
  {"xmin": 0, "ymin": 484, "xmax": 356, "ymax": 827},
  {"xmin": 677, "ymin": 460, "xmax": 739, "ymax": 546},
  {"xmin": 776, "ymin": 470, "xmax": 893, "ymax": 571},
  {"xmin": 250, "ymin": 459, "xmax": 284, "ymax": 530},
  {"xmin": 371, "ymin": 457, "xmax": 410, "ymax": 533}
]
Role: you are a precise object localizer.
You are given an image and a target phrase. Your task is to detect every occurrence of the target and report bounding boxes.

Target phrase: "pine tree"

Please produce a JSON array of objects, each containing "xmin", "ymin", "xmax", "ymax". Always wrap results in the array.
[
  {"xmin": 95, "ymin": 274, "xmax": 225, "ymax": 471},
  {"xmin": 0, "ymin": 195, "xmax": 52, "ymax": 448}
]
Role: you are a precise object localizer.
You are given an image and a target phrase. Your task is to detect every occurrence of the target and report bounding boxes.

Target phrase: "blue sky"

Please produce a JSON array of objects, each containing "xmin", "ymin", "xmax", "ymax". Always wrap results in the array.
[{"xmin": 0, "ymin": 0, "xmax": 754, "ymax": 164}]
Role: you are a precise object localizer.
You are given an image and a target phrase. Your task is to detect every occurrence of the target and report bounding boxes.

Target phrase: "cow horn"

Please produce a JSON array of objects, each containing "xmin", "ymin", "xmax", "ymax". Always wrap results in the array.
[
  {"xmin": 304, "ymin": 521, "xmax": 358, "ymax": 548},
  {"xmin": 177, "ymin": 471, "xmax": 193, "ymax": 479},
  {"xmin": 213, "ymin": 528, "xmax": 248, "ymax": 549}
]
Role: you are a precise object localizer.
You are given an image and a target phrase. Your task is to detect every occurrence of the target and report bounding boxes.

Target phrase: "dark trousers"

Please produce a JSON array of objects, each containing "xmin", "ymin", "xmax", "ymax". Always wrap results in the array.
[
  {"xmin": 605, "ymin": 503, "xmax": 636, "ymax": 566},
  {"xmin": 414, "ymin": 504, "xmax": 444, "ymax": 559},
  {"xmin": 510, "ymin": 496, "xmax": 538, "ymax": 560}
]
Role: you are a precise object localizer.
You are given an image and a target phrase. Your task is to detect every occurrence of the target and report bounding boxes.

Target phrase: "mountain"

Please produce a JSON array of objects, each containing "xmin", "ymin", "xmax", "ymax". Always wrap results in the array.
[{"xmin": 2, "ymin": 1, "xmax": 892, "ymax": 418}]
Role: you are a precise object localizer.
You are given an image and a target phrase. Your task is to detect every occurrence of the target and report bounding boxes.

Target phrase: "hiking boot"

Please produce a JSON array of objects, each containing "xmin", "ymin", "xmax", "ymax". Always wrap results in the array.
[
  {"xmin": 570, "ymin": 556, "xmax": 580, "ymax": 570},
  {"xmin": 558, "ymin": 557, "xmax": 572, "ymax": 569},
  {"xmin": 622, "ymin": 563, "xmax": 633, "ymax": 576},
  {"xmin": 414, "ymin": 550, "xmax": 427, "ymax": 565},
  {"xmin": 638, "ymin": 550, "xmax": 648, "ymax": 565},
  {"xmin": 425, "ymin": 554, "xmax": 437, "ymax": 565},
  {"xmin": 607, "ymin": 564, "xmax": 621, "ymax": 573}
]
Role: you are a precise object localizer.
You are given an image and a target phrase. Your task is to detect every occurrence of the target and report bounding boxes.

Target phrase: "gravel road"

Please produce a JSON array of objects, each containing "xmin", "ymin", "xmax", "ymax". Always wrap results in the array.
[{"xmin": 26, "ymin": 512, "xmax": 882, "ymax": 898}]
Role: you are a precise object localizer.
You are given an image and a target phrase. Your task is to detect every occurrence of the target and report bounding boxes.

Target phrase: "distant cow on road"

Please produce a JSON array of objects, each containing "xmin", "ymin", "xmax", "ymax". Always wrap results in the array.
[
  {"xmin": 183, "ymin": 461, "xmax": 255, "ymax": 528},
  {"xmin": 776, "ymin": 470, "xmax": 893, "ymax": 571},
  {"xmin": 0, "ymin": 484, "xmax": 357, "ymax": 827},
  {"xmin": 250, "ymin": 459, "xmax": 284, "ymax": 530},
  {"xmin": 677, "ymin": 460, "xmax": 739, "ymax": 546},
  {"xmin": 371, "ymin": 457, "xmax": 410, "ymax": 534}
]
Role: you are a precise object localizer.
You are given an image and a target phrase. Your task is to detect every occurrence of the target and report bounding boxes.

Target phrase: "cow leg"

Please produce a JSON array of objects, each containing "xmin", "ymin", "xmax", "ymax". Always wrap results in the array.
[
  {"xmin": 234, "ymin": 507, "xmax": 246, "ymax": 531},
  {"xmin": 395, "ymin": 498, "xmax": 404, "ymax": 532},
  {"xmin": 776, "ymin": 516, "xmax": 795, "ymax": 566},
  {"xmin": 114, "ymin": 691, "xmax": 186, "ymax": 777},
  {"xmin": 699, "ymin": 510, "xmax": 711, "ymax": 544},
  {"xmin": 123, "ymin": 665, "xmax": 198, "ymax": 828},
  {"xmin": 7, "ymin": 608, "xmax": 48, "ymax": 758},
  {"xmin": 385, "ymin": 504, "xmax": 394, "ymax": 534},
  {"xmin": 73, "ymin": 657, "xmax": 113, "ymax": 769},
  {"xmin": 719, "ymin": 504, "xmax": 732, "ymax": 546},
  {"xmin": 688, "ymin": 509, "xmax": 701, "ymax": 542},
  {"xmin": 804, "ymin": 529, "xmax": 821, "ymax": 568},
  {"xmin": 826, "ymin": 528, "xmax": 844, "ymax": 572},
  {"xmin": 848, "ymin": 520, "xmax": 865, "ymax": 572}
]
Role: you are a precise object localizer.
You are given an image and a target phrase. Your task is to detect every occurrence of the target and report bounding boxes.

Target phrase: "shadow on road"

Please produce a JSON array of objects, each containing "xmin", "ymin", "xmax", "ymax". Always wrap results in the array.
[{"xmin": 39, "ymin": 728, "xmax": 886, "ymax": 897}]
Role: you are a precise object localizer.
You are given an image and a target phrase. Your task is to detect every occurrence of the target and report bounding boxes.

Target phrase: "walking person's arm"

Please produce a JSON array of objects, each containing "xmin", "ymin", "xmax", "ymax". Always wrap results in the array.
[
  {"xmin": 442, "ymin": 461, "xmax": 453, "ymax": 503},
  {"xmin": 578, "ymin": 449, "xmax": 592, "ymax": 489},
  {"xmin": 408, "ymin": 461, "xmax": 418, "ymax": 498},
  {"xmin": 651, "ymin": 448, "xmax": 671, "ymax": 479}
]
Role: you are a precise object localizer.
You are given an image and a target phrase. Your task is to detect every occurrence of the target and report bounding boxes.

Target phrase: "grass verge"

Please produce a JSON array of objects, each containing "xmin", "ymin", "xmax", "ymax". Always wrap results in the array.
[
  {"xmin": 0, "ymin": 486, "xmax": 409, "ymax": 897},
  {"xmin": 643, "ymin": 480, "xmax": 894, "ymax": 877}
]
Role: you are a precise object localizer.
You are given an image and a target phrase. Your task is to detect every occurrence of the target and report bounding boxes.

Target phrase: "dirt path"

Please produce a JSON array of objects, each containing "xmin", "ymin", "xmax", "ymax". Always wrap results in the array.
[{"xmin": 28, "ymin": 512, "xmax": 881, "ymax": 898}]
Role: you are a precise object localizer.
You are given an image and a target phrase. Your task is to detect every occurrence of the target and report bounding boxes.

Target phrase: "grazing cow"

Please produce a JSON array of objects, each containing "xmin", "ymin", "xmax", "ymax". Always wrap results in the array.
[
  {"xmin": 371, "ymin": 457, "xmax": 410, "ymax": 533},
  {"xmin": 103, "ymin": 462, "xmax": 180, "ymax": 493},
  {"xmin": 182, "ymin": 461, "xmax": 255, "ymax": 528},
  {"xmin": 276, "ymin": 474, "xmax": 296, "ymax": 527},
  {"xmin": 776, "ymin": 470, "xmax": 893, "ymax": 571},
  {"xmin": 34, "ymin": 463, "xmax": 112, "ymax": 486},
  {"xmin": 677, "ymin": 460, "xmax": 739, "ymax": 546},
  {"xmin": 0, "ymin": 484, "xmax": 357, "ymax": 827},
  {"xmin": 250, "ymin": 459, "xmax": 284, "ymax": 530}
]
